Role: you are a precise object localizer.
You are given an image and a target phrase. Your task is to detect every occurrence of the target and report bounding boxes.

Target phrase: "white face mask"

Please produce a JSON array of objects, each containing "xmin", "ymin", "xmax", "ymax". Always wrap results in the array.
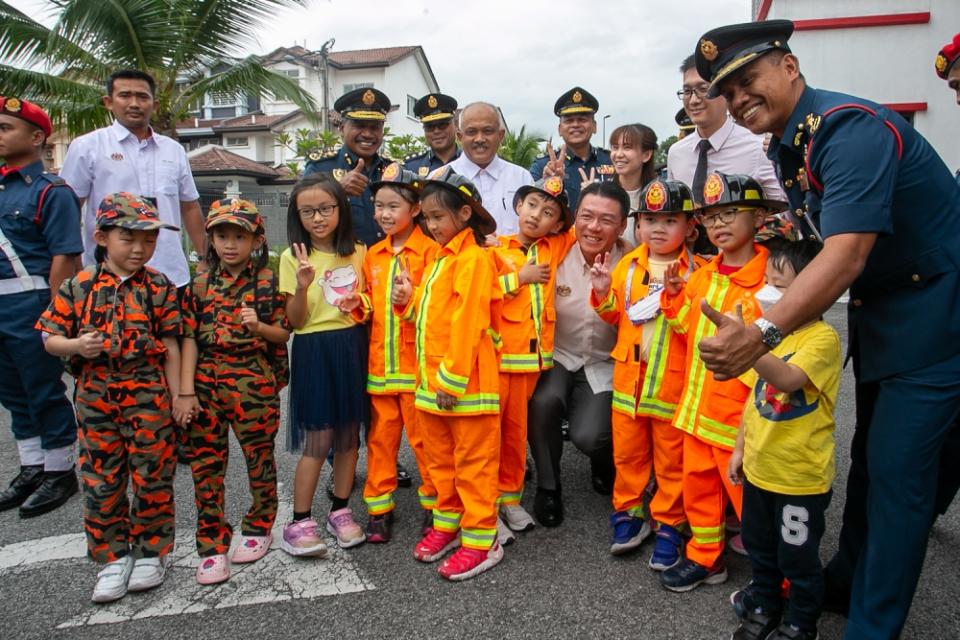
[
  {"xmin": 755, "ymin": 284, "xmax": 783, "ymax": 314},
  {"xmin": 627, "ymin": 288, "xmax": 663, "ymax": 325}
]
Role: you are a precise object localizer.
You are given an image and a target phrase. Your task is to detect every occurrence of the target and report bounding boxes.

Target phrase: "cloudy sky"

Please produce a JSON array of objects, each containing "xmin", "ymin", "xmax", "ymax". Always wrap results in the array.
[
  {"xmin": 256, "ymin": 0, "xmax": 752, "ymax": 144},
  {"xmin": 16, "ymin": 0, "xmax": 753, "ymax": 146}
]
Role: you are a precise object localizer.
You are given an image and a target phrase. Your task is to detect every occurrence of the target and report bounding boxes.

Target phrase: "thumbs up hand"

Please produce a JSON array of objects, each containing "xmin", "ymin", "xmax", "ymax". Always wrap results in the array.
[{"xmin": 339, "ymin": 157, "xmax": 368, "ymax": 196}]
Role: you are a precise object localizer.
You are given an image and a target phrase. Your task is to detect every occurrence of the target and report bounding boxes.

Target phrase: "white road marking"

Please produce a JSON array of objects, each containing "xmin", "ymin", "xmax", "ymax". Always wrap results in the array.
[{"xmin": 0, "ymin": 504, "xmax": 375, "ymax": 628}]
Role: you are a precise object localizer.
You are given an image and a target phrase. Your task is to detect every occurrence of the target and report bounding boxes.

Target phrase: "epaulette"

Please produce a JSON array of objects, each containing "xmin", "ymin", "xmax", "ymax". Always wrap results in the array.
[
  {"xmin": 306, "ymin": 150, "xmax": 337, "ymax": 163},
  {"xmin": 36, "ymin": 172, "xmax": 67, "ymax": 186}
]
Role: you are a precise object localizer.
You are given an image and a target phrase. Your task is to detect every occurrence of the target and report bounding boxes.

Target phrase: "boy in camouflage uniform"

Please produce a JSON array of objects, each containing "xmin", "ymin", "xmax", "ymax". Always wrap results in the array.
[{"xmin": 37, "ymin": 193, "xmax": 182, "ymax": 603}]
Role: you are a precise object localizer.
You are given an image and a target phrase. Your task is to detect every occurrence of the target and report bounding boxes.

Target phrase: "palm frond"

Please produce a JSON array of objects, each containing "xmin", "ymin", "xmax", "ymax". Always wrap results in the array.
[
  {"xmin": 0, "ymin": 1, "xmax": 106, "ymax": 76},
  {"xmin": 172, "ymin": 0, "xmax": 308, "ymax": 65},
  {"xmin": 178, "ymin": 56, "xmax": 318, "ymax": 122},
  {"xmin": 0, "ymin": 64, "xmax": 109, "ymax": 135},
  {"xmin": 52, "ymin": 0, "xmax": 181, "ymax": 69}
]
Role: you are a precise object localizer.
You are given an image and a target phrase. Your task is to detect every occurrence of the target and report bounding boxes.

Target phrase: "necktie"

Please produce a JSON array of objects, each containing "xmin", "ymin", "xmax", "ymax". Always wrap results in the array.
[{"xmin": 693, "ymin": 139, "xmax": 712, "ymax": 202}]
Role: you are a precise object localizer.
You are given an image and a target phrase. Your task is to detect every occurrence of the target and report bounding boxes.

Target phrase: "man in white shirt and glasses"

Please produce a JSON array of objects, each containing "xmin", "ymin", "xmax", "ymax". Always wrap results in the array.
[
  {"xmin": 668, "ymin": 55, "xmax": 783, "ymax": 208},
  {"xmin": 61, "ymin": 69, "xmax": 206, "ymax": 291}
]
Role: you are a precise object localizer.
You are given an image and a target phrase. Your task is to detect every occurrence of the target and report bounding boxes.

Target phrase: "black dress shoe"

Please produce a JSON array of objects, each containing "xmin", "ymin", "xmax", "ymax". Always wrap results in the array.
[
  {"xmin": 534, "ymin": 488, "xmax": 563, "ymax": 527},
  {"xmin": 0, "ymin": 465, "xmax": 45, "ymax": 511},
  {"xmin": 590, "ymin": 458, "xmax": 615, "ymax": 495},
  {"xmin": 591, "ymin": 473, "xmax": 614, "ymax": 495},
  {"xmin": 396, "ymin": 463, "xmax": 412, "ymax": 488},
  {"xmin": 19, "ymin": 468, "xmax": 79, "ymax": 518}
]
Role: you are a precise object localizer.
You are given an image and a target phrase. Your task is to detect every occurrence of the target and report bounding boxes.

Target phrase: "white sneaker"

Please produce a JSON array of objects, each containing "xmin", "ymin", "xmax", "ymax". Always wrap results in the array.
[
  {"xmin": 496, "ymin": 517, "xmax": 516, "ymax": 546},
  {"xmin": 500, "ymin": 504, "xmax": 536, "ymax": 532},
  {"xmin": 91, "ymin": 556, "xmax": 135, "ymax": 603},
  {"xmin": 127, "ymin": 556, "xmax": 169, "ymax": 592}
]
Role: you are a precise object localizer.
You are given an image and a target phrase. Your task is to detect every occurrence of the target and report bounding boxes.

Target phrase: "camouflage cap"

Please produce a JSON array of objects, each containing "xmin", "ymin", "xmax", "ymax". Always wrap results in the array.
[
  {"xmin": 96, "ymin": 192, "xmax": 180, "ymax": 231},
  {"xmin": 205, "ymin": 198, "xmax": 263, "ymax": 233}
]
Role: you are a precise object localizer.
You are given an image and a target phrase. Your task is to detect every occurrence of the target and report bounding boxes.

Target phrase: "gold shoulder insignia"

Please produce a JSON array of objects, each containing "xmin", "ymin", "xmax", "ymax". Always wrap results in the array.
[
  {"xmin": 333, "ymin": 168, "xmax": 346, "ymax": 181},
  {"xmin": 307, "ymin": 151, "xmax": 321, "ymax": 161}
]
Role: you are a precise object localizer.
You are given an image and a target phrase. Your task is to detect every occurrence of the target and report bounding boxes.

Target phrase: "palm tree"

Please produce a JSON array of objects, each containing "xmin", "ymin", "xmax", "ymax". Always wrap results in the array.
[
  {"xmin": 0, "ymin": 0, "xmax": 318, "ymax": 137},
  {"xmin": 498, "ymin": 125, "xmax": 545, "ymax": 169}
]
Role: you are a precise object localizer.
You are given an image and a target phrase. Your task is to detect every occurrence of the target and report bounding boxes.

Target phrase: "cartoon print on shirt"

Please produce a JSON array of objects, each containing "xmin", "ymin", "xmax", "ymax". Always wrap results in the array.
[
  {"xmin": 753, "ymin": 353, "xmax": 819, "ymax": 421},
  {"xmin": 319, "ymin": 264, "xmax": 358, "ymax": 306}
]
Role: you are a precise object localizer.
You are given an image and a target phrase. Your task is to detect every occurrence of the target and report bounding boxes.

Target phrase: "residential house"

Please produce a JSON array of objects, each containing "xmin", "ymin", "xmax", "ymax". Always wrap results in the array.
[{"xmin": 754, "ymin": 0, "xmax": 960, "ymax": 170}]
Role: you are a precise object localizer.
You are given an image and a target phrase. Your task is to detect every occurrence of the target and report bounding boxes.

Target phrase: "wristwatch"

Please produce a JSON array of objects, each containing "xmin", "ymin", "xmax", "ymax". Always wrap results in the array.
[{"xmin": 753, "ymin": 317, "xmax": 783, "ymax": 349}]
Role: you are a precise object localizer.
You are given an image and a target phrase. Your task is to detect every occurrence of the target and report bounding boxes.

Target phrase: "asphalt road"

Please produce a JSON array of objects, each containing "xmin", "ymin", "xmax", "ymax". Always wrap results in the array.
[{"xmin": 1, "ymin": 305, "xmax": 958, "ymax": 640}]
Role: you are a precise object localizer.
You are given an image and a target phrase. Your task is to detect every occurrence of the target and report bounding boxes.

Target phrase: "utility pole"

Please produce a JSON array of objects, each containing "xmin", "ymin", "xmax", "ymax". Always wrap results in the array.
[{"xmin": 319, "ymin": 38, "xmax": 335, "ymax": 133}]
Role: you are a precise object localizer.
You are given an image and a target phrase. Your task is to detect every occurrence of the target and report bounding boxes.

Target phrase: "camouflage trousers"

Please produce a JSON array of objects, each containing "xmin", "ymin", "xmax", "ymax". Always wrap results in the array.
[
  {"xmin": 188, "ymin": 352, "xmax": 279, "ymax": 556},
  {"xmin": 75, "ymin": 364, "xmax": 176, "ymax": 563}
]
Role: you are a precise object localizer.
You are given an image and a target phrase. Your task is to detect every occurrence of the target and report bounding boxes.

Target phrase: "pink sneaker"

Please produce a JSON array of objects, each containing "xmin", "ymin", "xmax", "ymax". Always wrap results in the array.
[
  {"xmin": 728, "ymin": 532, "xmax": 748, "ymax": 556},
  {"xmin": 326, "ymin": 508, "xmax": 366, "ymax": 548},
  {"xmin": 231, "ymin": 535, "xmax": 272, "ymax": 564},
  {"xmin": 414, "ymin": 528, "xmax": 460, "ymax": 563},
  {"xmin": 281, "ymin": 519, "xmax": 328, "ymax": 557},
  {"xmin": 438, "ymin": 543, "xmax": 504, "ymax": 581},
  {"xmin": 196, "ymin": 554, "xmax": 230, "ymax": 585}
]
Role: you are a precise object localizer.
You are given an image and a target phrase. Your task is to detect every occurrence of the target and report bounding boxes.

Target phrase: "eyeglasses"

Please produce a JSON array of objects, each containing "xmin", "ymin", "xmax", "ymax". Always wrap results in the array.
[
  {"xmin": 699, "ymin": 207, "xmax": 754, "ymax": 228},
  {"xmin": 298, "ymin": 204, "xmax": 338, "ymax": 220},
  {"xmin": 676, "ymin": 86, "xmax": 711, "ymax": 101}
]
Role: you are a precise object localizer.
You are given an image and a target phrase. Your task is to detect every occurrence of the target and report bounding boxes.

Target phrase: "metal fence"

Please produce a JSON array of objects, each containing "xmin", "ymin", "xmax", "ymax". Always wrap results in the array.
[{"xmin": 190, "ymin": 188, "xmax": 291, "ymax": 256}]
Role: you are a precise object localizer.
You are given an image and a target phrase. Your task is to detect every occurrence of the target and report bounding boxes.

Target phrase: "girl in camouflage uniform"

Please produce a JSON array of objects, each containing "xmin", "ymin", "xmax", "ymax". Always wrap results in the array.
[
  {"xmin": 37, "ymin": 193, "xmax": 182, "ymax": 604},
  {"xmin": 174, "ymin": 199, "xmax": 289, "ymax": 585}
]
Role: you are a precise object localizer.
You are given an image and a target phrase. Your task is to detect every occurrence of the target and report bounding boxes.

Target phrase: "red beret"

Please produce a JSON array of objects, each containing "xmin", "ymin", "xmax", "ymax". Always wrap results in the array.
[
  {"xmin": 0, "ymin": 97, "xmax": 52, "ymax": 138},
  {"xmin": 935, "ymin": 33, "xmax": 960, "ymax": 80}
]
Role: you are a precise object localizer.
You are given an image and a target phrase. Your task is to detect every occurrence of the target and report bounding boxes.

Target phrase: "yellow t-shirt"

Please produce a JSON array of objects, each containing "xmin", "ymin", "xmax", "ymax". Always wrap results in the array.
[
  {"xmin": 642, "ymin": 256, "xmax": 671, "ymax": 360},
  {"xmin": 278, "ymin": 244, "xmax": 366, "ymax": 335},
  {"xmin": 741, "ymin": 320, "xmax": 841, "ymax": 495}
]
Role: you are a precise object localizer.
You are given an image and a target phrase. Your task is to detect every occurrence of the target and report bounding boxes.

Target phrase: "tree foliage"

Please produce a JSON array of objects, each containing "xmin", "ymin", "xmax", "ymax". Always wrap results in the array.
[
  {"xmin": 498, "ymin": 125, "xmax": 545, "ymax": 169},
  {"xmin": 0, "ymin": 0, "xmax": 318, "ymax": 137}
]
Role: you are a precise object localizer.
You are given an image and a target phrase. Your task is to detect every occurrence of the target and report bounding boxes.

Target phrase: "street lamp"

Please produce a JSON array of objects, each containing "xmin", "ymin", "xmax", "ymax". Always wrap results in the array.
[{"xmin": 602, "ymin": 114, "xmax": 611, "ymax": 145}]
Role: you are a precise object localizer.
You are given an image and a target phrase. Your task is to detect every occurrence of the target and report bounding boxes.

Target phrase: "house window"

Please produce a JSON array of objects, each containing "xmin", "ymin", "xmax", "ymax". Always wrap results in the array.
[
  {"xmin": 226, "ymin": 136, "xmax": 249, "ymax": 147},
  {"xmin": 343, "ymin": 82, "xmax": 373, "ymax": 94},
  {"xmin": 407, "ymin": 95, "xmax": 416, "ymax": 117},
  {"xmin": 281, "ymin": 69, "xmax": 301, "ymax": 83},
  {"xmin": 211, "ymin": 91, "xmax": 238, "ymax": 107}
]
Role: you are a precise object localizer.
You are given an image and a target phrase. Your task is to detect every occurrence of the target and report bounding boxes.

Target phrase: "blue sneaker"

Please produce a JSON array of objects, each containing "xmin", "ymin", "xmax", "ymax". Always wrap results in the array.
[
  {"xmin": 648, "ymin": 523, "xmax": 683, "ymax": 571},
  {"xmin": 660, "ymin": 557, "xmax": 727, "ymax": 592},
  {"xmin": 609, "ymin": 511, "xmax": 651, "ymax": 555}
]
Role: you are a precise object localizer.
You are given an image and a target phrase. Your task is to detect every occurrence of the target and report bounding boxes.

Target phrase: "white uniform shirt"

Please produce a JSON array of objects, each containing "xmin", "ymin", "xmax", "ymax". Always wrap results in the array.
[
  {"xmin": 667, "ymin": 117, "xmax": 785, "ymax": 202},
  {"xmin": 60, "ymin": 120, "xmax": 200, "ymax": 287},
  {"xmin": 552, "ymin": 239, "xmax": 626, "ymax": 393},
  {"xmin": 449, "ymin": 154, "xmax": 532, "ymax": 236}
]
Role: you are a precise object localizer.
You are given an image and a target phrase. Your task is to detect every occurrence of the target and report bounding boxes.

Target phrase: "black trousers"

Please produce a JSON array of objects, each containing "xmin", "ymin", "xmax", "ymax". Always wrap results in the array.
[
  {"xmin": 527, "ymin": 363, "xmax": 613, "ymax": 491},
  {"xmin": 742, "ymin": 479, "xmax": 831, "ymax": 633}
]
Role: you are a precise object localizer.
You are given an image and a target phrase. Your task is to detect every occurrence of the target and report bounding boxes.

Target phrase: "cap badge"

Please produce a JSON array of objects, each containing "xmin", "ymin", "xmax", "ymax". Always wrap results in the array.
[
  {"xmin": 645, "ymin": 182, "xmax": 666, "ymax": 212},
  {"xmin": 703, "ymin": 174, "xmax": 724, "ymax": 205},
  {"xmin": 572, "ymin": 91, "xmax": 582, "ymax": 104},
  {"xmin": 362, "ymin": 89, "xmax": 375, "ymax": 106},
  {"xmin": 5, "ymin": 98, "xmax": 21, "ymax": 113},
  {"xmin": 543, "ymin": 176, "xmax": 563, "ymax": 197},
  {"xmin": 427, "ymin": 95, "xmax": 438, "ymax": 109},
  {"xmin": 382, "ymin": 162, "xmax": 400, "ymax": 180},
  {"xmin": 935, "ymin": 53, "xmax": 948, "ymax": 74},
  {"xmin": 700, "ymin": 39, "xmax": 718, "ymax": 62}
]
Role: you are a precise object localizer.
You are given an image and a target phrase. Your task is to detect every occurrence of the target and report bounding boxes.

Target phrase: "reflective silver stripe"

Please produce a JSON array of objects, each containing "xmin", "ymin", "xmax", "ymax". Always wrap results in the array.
[
  {"xmin": 0, "ymin": 275, "xmax": 48, "ymax": 295},
  {"xmin": 0, "ymin": 226, "xmax": 41, "ymax": 291}
]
